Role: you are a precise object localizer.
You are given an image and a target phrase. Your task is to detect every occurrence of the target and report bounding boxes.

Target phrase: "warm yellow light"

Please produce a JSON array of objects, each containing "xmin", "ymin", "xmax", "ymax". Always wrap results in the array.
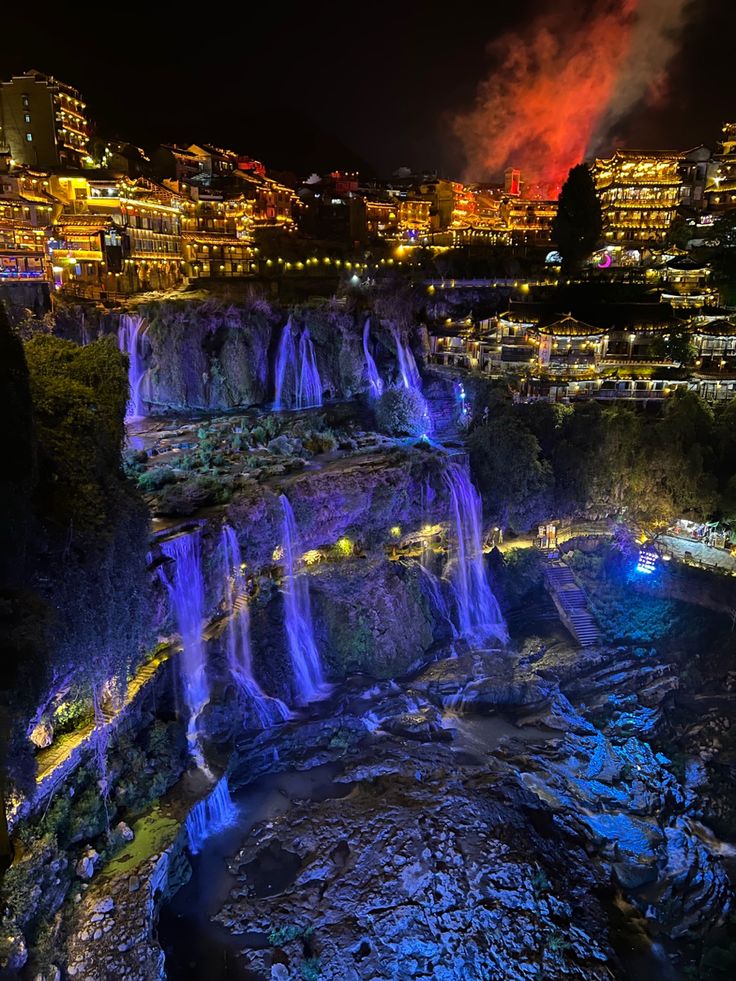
[
  {"xmin": 390, "ymin": 526, "xmax": 401, "ymax": 538},
  {"xmin": 302, "ymin": 549, "xmax": 322, "ymax": 565},
  {"xmin": 272, "ymin": 545, "xmax": 284, "ymax": 562},
  {"xmin": 335, "ymin": 537, "xmax": 353, "ymax": 557}
]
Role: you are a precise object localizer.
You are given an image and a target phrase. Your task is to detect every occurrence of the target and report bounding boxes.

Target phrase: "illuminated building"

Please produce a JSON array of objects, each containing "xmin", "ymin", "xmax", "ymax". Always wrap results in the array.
[
  {"xmin": 233, "ymin": 165, "xmax": 297, "ymax": 236},
  {"xmin": 691, "ymin": 317, "xmax": 736, "ymax": 371},
  {"xmin": 534, "ymin": 315, "xmax": 607, "ymax": 373},
  {"xmin": 660, "ymin": 256, "xmax": 716, "ymax": 309},
  {"xmin": 705, "ymin": 123, "xmax": 736, "ymax": 214},
  {"xmin": 0, "ymin": 168, "xmax": 53, "ymax": 282},
  {"xmin": 180, "ymin": 190, "xmax": 255, "ymax": 279},
  {"xmin": 0, "ymin": 70, "xmax": 89, "ymax": 169},
  {"xmin": 499, "ymin": 195, "xmax": 557, "ymax": 247},
  {"xmin": 49, "ymin": 175, "xmax": 184, "ymax": 296},
  {"xmin": 592, "ymin": 150, "xmax": 684, "ymax": 246}
]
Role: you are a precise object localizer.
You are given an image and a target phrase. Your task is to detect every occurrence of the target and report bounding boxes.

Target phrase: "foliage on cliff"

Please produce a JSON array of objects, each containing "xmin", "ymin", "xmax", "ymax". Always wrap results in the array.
[
  {"xmin": 375, "ymin": 386, "xmax": 431, "ymax": 437},
  {"xmin": 1, "ymin": 329, "xmax": 152, "ymax": 858},
  {"xmin": 469, "ymin": 391, "xmax": 728, "ymax": 532}
]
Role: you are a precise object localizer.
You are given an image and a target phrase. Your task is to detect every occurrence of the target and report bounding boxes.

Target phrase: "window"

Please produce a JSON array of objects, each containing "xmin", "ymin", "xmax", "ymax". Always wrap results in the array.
[
  {"xmin": 24, "ymin": 113, "xmax": 31, "ymax": 124},
  {"xmin": 21, "ymin": 95, "xmax": 29, "ymax": 108},
  {"xmin": 25, "ymin": 133, "xmax": 33, "ymax": 142}
]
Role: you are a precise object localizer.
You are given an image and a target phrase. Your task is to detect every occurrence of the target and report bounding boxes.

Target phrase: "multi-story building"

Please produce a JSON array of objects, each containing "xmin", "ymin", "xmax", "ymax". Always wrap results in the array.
[
  {"xmin": 592, "ymin": 150, "xmax": 684, "ymax": 247},
  {"xmin": 0, "ymin": 70, "xmax": 89, "ymax": 169},
  {"xmin": 179, "ymin": 189, "xmax": 255, "ymax": 279},
  {"xmin": 0, "ymin": 168, "xmax": 54, "ymax": 282},
  {"xmin": 705, "ymin": 123, "xmax": 736, "ymax": 215},
  {"xmin": 49, "ymin": 175, "xmax": 184, "ymax": 296}
]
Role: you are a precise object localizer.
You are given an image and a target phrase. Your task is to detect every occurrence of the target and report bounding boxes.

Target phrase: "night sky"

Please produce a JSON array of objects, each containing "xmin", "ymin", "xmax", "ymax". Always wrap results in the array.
[{"xmin": 1, "ymin": 0, "xmax": 734, "ymax": 180}]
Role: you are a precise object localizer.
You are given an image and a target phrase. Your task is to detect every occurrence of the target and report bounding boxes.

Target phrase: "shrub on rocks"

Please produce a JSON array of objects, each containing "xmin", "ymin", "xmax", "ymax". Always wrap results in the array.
[{"xmin": 375, "ymin": 386, "xmax": 431, "ymax": 437}]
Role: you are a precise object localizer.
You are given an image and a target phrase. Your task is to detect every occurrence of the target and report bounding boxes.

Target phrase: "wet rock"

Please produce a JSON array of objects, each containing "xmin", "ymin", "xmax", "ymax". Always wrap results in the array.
[
  {"xmin": 115, "ymin": 821, "xmax": 135, "ymax": 842},
  {"xmin": 75, "ymin": 847, "xmax": 100, "ymax": 880}
]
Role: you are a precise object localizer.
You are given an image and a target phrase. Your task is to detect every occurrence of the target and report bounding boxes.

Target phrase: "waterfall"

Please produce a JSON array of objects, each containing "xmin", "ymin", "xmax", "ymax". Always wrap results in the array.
[
  {"xmin": 279, "ymin": 495, "xmax": 326, "ymax": 703},
  {"xmin": 274, "ymin": 318, "xmax": 322, "ymax": 410},
  {"xmin": 220, "ymin": 525, "xmax": 290, "ymax": 726},
  {"xmin": 159, "ymin": 532, "xmax": 210, "ymax": 768},
  {"xmin": 185, "ymin": 776, "xmax": 238, "ymax": 854},
  {"xmin": 392, "ymin": 325, "xmax": 422, "ymax": 391},
  {"xmin": 363, "ymin": 317, "xmax": 383, "ymax": 398},
  {"xmin": 417, "ymin": 563, "xmax": 459, "ymax": 641},
  {"xmin": 296, "ymin": 327, "xmax": 322, "ymax": 409},
  {"xmin": 274, "ymin": 316, "xmax": 296, "ymax": 411},
  {"xmin": 444, "ymin": 463, "xmax": 508, "ymax": 645},
  {"xmin": 117, "ymin": 313, "xmax": 148, "ymax": 418}
]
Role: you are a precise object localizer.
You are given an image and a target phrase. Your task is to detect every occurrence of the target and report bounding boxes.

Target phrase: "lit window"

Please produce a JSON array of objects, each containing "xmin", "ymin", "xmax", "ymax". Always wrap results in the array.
[
  {"xmin": 25, "ymin": 133, "xmax": 33, "ymax": 142},
  {"xmin": 24, "ymin": 113, "xmax": 31, "ymax": 124},
  {"xmin": 22, "ymin": 95, "xmax": 29, "ymax": 108}
]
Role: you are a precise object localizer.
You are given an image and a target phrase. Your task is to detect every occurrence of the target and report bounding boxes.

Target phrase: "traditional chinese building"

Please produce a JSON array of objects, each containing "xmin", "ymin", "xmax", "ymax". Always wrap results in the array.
[
  {"xmin": 49, "ymin": 175, "xmax": 184, "ymax": 296},
  {"xmin": 705, "ymin": 123, "xmax": 736, "ymax": 215},
  {"xmin": 0, "ymin": 70, "xmax": 89, "ymax": 170},
  {"xmin": 592, "ymin": 150, "xmax": 684, "ymax": 246},
  {"xmin": 179, "ymin": 188, "xmax": 255, "ymax": 279},
  {"xmin": 0, "ymin": 168, "xmax": 54, "ymax": 282}
]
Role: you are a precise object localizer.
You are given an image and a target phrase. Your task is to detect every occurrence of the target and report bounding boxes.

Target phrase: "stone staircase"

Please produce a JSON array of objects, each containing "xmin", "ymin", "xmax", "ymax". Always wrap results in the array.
[{"xmin": 544, "ymin": 560, "xmax": 600, "ymax": 647}]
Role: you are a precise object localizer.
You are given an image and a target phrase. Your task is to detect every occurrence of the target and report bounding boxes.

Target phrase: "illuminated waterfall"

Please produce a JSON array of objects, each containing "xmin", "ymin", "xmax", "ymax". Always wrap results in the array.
[
  {"xmin": 185, "ymin": 775, "xmax": 238, "ymax": 854},
  {"xmin": 220, "ymin": 525, "xmax": 289, "ymax": 727},
  {"xmin": 444, "ymin": 463, "xmax": 507, "ymax": 645},
  {"xmin": 159, "ymin": 532, "xmax": 210, "ymax": 768},
  {"xmin": 117, "ymin": 313, "xmax": 148, "ymax": 418},
  {"xmin": 392, "ymin": 325, "xmax": 422, "ymax": 391},
  {"xmin": 279, "ymin": 495, "xmax": 326, "ymax": 703},
  {"xmin": 363, "ymin": 317, "xmax": 383, "ymax": 398},
  {"xmin": 274, "ymin": 318, "xmax": 322, "ymax": 410}
]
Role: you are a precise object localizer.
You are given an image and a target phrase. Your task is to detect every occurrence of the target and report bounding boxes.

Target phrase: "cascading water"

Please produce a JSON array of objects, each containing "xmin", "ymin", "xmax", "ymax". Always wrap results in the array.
[
  {"xmin": 363, "ymin": 317, "xmax": 383, "ymax": 398},
  {"xmin": 159, "ymin": 532, "xmax": 210, "ymax": 768},
  {"xmin": 220, "ymin": 525, "xmax": 289, "ymax": 726},
  {"xmin": 117, "ymin": 313, "xmax": 148, "ymax": 419},
  {"xmin": 392, "ymin": 325, "xmax": 422, "ymax": 391},
  {"xmin": 444, "ymin": 462, "xmax": 508, "ymax": 645},
  {"xmin": 417, "ymin": 563, "xmax": 458, "ymax": 642},
  {"xmin": 279, "ymin": 495, "xmax": 326, "ymax": 703},
  {"xmin": 185, "ymin": 775, "xmax": 238, "ymax": 854},
  {"xmin": 296, "ymin": 326, "xmax": 322, "ymax": 409},
  {"xmin": 274, "ymin": 318, "xmax": 323, "ymax": 410},
  {"xmin": 274, "ymin": 317, "xmax": 297, "ymax": 411}
]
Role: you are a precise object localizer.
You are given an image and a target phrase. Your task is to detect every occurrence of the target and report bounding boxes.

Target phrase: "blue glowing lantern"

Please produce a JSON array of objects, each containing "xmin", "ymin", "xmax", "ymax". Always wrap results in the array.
[{"xmin": 636, "ymin": 548, "xmax": 657, "ymax": 575}]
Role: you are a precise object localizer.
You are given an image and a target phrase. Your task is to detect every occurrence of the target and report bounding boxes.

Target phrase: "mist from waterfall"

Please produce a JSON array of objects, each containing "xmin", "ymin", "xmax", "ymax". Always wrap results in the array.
[
  {"xmin": 159, "ymin": 532, "xmax": 210, "ymax": 768},
  {"xmin": 220, "ymin": 525, "xmax": 289, "ymax": 727},
  {"xmin": 363, "ymin": 317, "xmax": 383, "ymax": 398},
  {"xmin": 118, "ymin": 313, "xmax": 148, "ymax": 418},
  {"xmin": 444, "ymin": 462, "xmax": 508, "ymax": 645},
  {"xmin": 274, "ymin": 318, "xmax": 323, "ymax": 410},
  {"xmin": 279, "ymin": 495, "xmax": 326, "ymax": 703}
]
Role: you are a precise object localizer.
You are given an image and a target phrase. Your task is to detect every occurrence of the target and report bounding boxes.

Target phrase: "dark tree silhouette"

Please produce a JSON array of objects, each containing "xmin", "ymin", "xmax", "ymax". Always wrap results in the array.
[{"xmin": 552, "ymin": 164, "xmax": 602, "ymax": 269}]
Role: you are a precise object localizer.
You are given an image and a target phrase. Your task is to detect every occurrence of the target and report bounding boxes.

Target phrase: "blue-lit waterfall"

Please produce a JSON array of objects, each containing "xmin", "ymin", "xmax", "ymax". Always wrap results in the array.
[
  {"xmin": 363, "ymin": 317, "xmax": 383, "ymax": 398},
  {"xmin": 159, "ymin": 532, "xmax": 210, "ymax": 768},
  {"xmin": 444, "ymin": 463, "xmax": 508, "ymax": 645},
  {"xmin": 392, "ymin": 325, "xmax": 422, "ymax": 391},
  {"xmin": 118, "ymin": 313, "xmax": 148, "ymax": 419},
  {"xmin": 220, "ymin": 525, "xmax": 290, "ymax": 726},
  {"xmin": 274, "ymin": 318, "xmax": 323, "ymax": 410},
  {"xmin": 185, "ymin": 775, "xmax": 238, "ymax": 854},
  {"xmin": 279, "ymin": 495, "xmax": 327, "ymax": 703}
]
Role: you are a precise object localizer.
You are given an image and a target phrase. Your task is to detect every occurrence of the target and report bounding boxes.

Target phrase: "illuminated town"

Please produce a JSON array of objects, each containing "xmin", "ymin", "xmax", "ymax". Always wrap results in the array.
[{"xmin": 3, "ymin": 3, "xmax": 736, "ymax": 977}]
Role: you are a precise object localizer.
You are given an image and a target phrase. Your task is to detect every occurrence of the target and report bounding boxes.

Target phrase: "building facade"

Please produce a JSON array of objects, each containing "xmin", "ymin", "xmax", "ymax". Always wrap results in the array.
[
  {"xmin": 592, "ymin": 150, "xmax": 684, "ymax": 247},
  {"xmin": 0, "ymin": 71, "xmax": 89, "ymax": 170}
]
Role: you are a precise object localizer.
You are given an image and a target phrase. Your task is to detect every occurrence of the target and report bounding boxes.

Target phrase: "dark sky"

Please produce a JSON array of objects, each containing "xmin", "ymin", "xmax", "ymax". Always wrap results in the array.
[{"xmin": 1, "ymin": 0, "xmax": 734, "ymax": 178}]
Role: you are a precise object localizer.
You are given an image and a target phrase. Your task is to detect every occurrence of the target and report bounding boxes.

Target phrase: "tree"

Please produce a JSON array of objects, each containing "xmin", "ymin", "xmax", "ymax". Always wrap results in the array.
[
  {"xmin": 650, "ymin": 328, "xmax": 695, "ymax": 366},
  {"xmin": 551, "ymin": 164, "xmax": 602, "ymax": 269},
  {"xmin": 468, "ymin": 414, "xmax": 553, "ymax": 532}
]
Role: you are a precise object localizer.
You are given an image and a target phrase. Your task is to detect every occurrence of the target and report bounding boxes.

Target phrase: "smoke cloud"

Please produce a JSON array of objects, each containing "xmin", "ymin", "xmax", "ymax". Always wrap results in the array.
[{"xmin": 454, "ymin": 0, "xmax": 694, "ymax": 194}]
